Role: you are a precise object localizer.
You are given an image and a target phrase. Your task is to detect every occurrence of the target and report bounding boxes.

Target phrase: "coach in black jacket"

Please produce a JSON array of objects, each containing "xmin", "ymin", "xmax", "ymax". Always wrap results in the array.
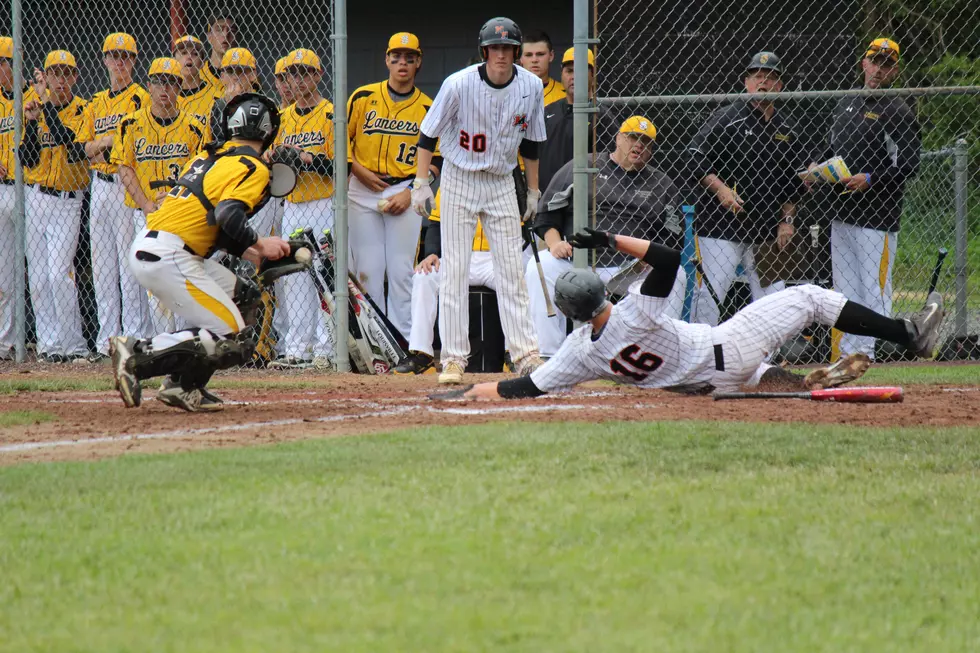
[
  {"xmin": 812, "ymin": 38, "xmax": 921, "ymax": 360},
  {"xmin": 538, "ymin": 47, "xmax": 595, "ymax": 192}
]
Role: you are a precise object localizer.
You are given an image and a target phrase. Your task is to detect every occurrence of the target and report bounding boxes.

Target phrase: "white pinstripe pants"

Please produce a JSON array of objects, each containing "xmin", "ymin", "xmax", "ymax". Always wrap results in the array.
[{"xmin": 438, "ymin": 162, "xmax": 538, "ymax": 367}]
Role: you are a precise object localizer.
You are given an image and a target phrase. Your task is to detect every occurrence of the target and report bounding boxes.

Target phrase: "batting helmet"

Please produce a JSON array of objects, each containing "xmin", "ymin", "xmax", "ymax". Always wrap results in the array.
[
  {"xmin": 223, "ymin": 92, "xmax": 280, "ymax": 150},
  {"xmin": 479, "ymin": 17, "xmax": 522, "ymax": 60},
  {"xmin": 553, "ymin": 268, "xmax": 610, "ymax": 322}
]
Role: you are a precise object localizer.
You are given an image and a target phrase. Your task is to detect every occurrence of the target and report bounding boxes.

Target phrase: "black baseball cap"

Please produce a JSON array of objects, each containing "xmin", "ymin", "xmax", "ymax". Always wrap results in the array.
[{"xmin": 745, "ymin": 51, "xmax": 782, "ymax": 75}]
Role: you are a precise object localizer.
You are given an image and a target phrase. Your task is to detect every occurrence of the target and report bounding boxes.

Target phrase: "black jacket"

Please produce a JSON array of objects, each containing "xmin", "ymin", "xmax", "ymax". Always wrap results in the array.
[
  {"xmin": 817, "ymin": 94, "xmax": 921, "ymax": 232},
  {"xmin": 686, "ymin": 102, "xmax": 807, "ymax": 244},
  {"xmin": 538, "ymin": 98, "xmax": 594, "ymax": 192}
]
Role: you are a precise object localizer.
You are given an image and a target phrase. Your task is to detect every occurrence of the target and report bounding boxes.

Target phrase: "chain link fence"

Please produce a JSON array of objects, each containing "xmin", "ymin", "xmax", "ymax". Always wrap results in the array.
[
  {"xmin": 590, "ymin": 0, "xmax": 979, "ymax": 363},
  {"xmin": 2, "ymin": 0, "xmax": 340, "ymax": 367}
]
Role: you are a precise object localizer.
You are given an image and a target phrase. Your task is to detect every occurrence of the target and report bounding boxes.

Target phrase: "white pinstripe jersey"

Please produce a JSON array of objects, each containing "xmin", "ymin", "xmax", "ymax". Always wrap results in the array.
[
  {"xmin": 531, "ymin": 283, "xmax": 715, "ymax": 393},
  {"xmin": 420, "ymin": 64, "xmax": 546, "ymax": 175}
]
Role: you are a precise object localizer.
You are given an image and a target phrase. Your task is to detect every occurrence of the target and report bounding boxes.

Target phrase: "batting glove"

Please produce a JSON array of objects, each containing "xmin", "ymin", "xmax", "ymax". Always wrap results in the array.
[
  {"xmin": 411, "ymin": 179, "xmax": 434, "ymax": 218},
  {"xmin": 522, "ymin": 188, "xmax": 542, "ymax": 222},
  {"xmin": 569, "ymin": 227, "xmax": 615, "ymax": 250}
]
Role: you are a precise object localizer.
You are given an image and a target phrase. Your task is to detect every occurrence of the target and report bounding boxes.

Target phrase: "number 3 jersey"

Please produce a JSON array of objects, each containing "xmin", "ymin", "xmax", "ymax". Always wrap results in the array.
[
  {"xmin": 530, "ymin": 282, "xmax": 716, "ymax": 393},
  {"xmin": 346, "ymin": 81, "xmax": 434, "ymax": 180},
  {"xmin": 110, "ymin": 107, "xmax": 209, "ymax": 209}
]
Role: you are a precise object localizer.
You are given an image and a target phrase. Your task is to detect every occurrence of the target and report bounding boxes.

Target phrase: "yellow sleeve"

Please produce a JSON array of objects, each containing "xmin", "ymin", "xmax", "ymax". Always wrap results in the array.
[
  {"xmin": 76, "ymin": 101, "xmax": 95, "ymax": 143},
  {"xmin": 68, "ymin": 100, "xmax": 89, "ymax": 143},
  {"xmin": 429, "ymin": 188, "xmax": 441, "ymax": 222},
  {"xmin": 218, "ymin": 156, "xmax": 270, "ymax": 210},
  {"xmin": 109, "ymin": 115, "xmax": 137, "ymax": 168},
  {"xmin": 324, "ymin": 102, "xmax": 336, "ymax": 159}
]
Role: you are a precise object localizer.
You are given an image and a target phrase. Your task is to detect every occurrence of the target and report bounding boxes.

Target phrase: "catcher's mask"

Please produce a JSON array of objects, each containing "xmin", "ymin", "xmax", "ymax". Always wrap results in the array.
[{"xmin": 223, "ymin": 92, "xmax": 281, "ymax": 150}]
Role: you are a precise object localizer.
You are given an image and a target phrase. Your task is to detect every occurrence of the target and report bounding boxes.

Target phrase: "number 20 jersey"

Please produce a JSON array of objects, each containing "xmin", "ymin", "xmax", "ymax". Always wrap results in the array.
[{"xmin": 346, "ymin": 82, "xmax": 434, "ymax": 179}]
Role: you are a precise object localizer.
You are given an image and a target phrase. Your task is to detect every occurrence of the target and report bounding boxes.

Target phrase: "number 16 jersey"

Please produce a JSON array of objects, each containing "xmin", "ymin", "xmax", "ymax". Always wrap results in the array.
[{"xmin": 347, "ymin": 82, "xmax": 434, "ymax": 180}]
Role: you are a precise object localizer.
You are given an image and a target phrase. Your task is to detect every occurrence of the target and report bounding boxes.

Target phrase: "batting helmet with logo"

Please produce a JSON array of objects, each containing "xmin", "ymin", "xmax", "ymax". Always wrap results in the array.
[{"xmin": 478, "ymin": 17, "xmax": 522, "ymax": 60}]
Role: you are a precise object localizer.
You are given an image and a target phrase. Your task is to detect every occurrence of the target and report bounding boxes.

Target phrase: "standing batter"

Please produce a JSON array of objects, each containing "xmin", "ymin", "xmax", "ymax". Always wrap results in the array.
[
  {"xmin": 111, "ymin": 57, "xmax": 209, "ymax": 336},
  {"xmin": 20, "ymin": 51, "xmax": 90, "ymax": 363},
  {"xmin": 435, "ymin": 228, "xmax": 944, "ymax": 401},
  {"xmin": 110, "ymin": 93, "xmax": 290, "ymax": 411},
  {"xmin": 411, "ymin": 17, "xmax": 546, "ymax": 384},
  {"xmin": 80, "ymin": 33, "xmax": 149, "ymax": 359},
  {"xmin": 347, "ymin": 32, "xmax": 438, "ymax": 341},
  {"xmin": 271, "ymin": 48, "xmax": 335, "ymax": 368}
]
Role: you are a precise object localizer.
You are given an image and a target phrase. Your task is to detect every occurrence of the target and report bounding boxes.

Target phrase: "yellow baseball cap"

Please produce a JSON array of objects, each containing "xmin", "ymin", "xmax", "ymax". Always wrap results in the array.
[
  {"xmin": 286, "ymin": 48, "xmax": 321, "ymax": 71},
  {"xmin": 221, "ymin": 47, "xmax": 257, "ymax": 70},
  {"xmin": 0, "ymin": 36, "xmax": 14, "ymax": 59},
  {"xmin": 103, "ymin": 32, "xmax": 137, "ymax": 55},
  {"xmin": 865, "ymin": 38, "xmax": 900, "ymax": 62},
  {"xmin": 148, "ymin": 57, "xmax": 183, "ymax": 78},
  {"xmin": 172, "ymin": 34, "xmax": 206, "ymax": 54},
  {"xmin": 387, "ymin": 32, "xmax": 421, "ymax": 54},
  {"xmin": 275, "ymin": 57, "xmax": 289, "ymax": 76},
  {"xmin": 619, "ymin": 115, "xmax": 657, "ymax": 141},
  {"xmin": 44, "ymin": 50, "xmax": 77, "ymax": 70},
  {"xmin": 561, "ymin": 47, "xmax": 594, "ymax": 68}
]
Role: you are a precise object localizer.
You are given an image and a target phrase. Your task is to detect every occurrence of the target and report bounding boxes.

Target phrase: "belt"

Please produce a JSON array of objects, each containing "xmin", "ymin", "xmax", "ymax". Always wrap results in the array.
[
  {"xmin": 37, "ymin": 185, "xmax": 78, "ymax": 199},
  {"xmin": 714, "ymin": 344, "xmax": 725, "ymax": 372},
  {"xmin": 145, "ymin": 230, "xmax": 198, "ymax": 256},
  {"xmin": 378, "ymin": 175, "xmax": 411, "ymax": 185},
  {"xmin": 96, "ymin": 172, "xmax": 115, "ymax": 183},
  {"xmin": 0, "ymin": 178, "xmax": 13, "ymax": 186}
]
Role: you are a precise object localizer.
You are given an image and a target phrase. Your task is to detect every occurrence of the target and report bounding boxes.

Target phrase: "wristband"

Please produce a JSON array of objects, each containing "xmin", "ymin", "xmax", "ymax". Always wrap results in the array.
[
  {"xmin": 783, "ymin": 215, "xmax": 794, "ymax": 226},
  {"xmin": 864, "ymin": 173, "xmax": 872, "ymax": 187}
]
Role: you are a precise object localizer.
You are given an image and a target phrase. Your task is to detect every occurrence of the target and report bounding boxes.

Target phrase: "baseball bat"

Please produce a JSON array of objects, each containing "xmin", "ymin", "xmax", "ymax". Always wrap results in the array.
[
  {"xmin": 528, "ymin": 231, "xmax": 556, "ymax": 317},
  {"xmin": 928, "ymin": 247, "xmax": 948, "ymax": 295},
  {"xmin": 713, "ymin": 386, "xmax": 904, "ymax": 403},
  {"xmin": 693, "ymin": 258, "xmax": 723, "ymax": 309}
]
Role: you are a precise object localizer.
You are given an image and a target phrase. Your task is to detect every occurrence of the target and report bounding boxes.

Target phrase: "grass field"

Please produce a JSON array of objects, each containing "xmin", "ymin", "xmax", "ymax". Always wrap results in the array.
[{"xmin": 1, "ymin": 364, "xmax": 978, "ymax": 651}]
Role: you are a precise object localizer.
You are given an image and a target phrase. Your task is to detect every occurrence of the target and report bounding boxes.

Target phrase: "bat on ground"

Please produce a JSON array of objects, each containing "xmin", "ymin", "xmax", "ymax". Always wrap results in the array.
[
  {"xmin": 713, "ymin": 386, "xmax": 904, "ymax": 403},
  {"xmin": 527, "ymin": 229, "xmax": 556, "ymax": 317},
  {"xmin": 928, "ymin": 247, "xmax": 948, "ymax": 295}
]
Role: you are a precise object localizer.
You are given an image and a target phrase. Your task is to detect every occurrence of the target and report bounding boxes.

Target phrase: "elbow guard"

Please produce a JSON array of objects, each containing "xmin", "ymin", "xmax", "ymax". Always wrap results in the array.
[{"xmin": 418, "ymin": 133, "xmax": 437, "ymax": 152}]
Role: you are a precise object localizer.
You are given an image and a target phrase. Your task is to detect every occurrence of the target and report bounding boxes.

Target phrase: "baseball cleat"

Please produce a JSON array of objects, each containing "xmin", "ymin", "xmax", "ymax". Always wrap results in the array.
[
  {"xmin": 269, "ymin": 355, "xmax": 313, "ymax": 369},
  {"xmin": 158, "ymin": 378, "xmax": 223, "ymax": 412},
  {"xmin": 438, "ymin": 361, "xmax": 465, "ymax": 385},
  {"xmin": 905, "ymin": 291, "xmax": 944, "ymax": 358},
  {"xmin": 803, "ymin": 352, "xmax": 871, "ymax": 390},
  {"xmin": 109, "ymin": 336, "xmax": 142, "ymax": 408},
  {"xmin": 393, "ymin": 351, "xmax": 436, "ymax": 375},
  {"xmin": 515, "ymin": 354, "xmax": 545, "ymax": 377},
  {"xmin": 157, "ymin": 385, "xmax": 204, "ymax": 412}
]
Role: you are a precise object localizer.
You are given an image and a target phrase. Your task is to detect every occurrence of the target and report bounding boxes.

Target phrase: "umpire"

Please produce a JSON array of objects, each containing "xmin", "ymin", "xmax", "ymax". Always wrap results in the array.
[{"xmin": 687, "ymin": 51, "xmax": 807, "ymax": 325}]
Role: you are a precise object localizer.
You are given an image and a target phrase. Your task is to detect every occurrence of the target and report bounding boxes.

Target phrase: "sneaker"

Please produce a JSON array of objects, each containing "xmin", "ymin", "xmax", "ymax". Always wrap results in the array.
[
  {"xmin": 312, "ymin": 356, "xmax": 334, "ymax": 371},
  {"xmin": 38, "ymin": 353, "xmax": 68, "ymax": 363},
  {"xmin": 393, "ymin": 351, "xmax": 435, "ymax": 375},
  {"xmin": 157, "ymin": 385, "xmax": 203, "ymax": 412},
  {"xmin": 68, "ymin": 353, "xmax": 93, "ymax": 365},
  {"xmin": 804, "ymin": 353, "xmax": 872, "ymax": 390},
  {"xmin": 109, "ymin": 336, "xmax": 142, "ymax": 408},
  {"xmin": 515, "ymin": 354, "xmax": 545, "ymax": 376},
  {"xmin": 270, "ymin": 356, "xmax": 313, "ymax": 369},
  {"xmin": 438, "ymin": 361, "xmax": 465, "ymax": 385},
  {"xmin": 905, "ymin": 291, "xmax": 945, "ymax": 358},
  {"xmin": 88, "ymin": 352, "xmax": 111, "ymax": 364},
  {"xmin": 0, "ymin": 347, "xmax": 14, "ymax": 361}
]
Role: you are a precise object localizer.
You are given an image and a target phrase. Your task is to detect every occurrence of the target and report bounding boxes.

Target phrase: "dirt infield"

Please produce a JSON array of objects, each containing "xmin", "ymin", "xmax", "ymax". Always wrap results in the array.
[{"xmin": 1, "ymin": 365, "xmax": 977, "ymax": 466}]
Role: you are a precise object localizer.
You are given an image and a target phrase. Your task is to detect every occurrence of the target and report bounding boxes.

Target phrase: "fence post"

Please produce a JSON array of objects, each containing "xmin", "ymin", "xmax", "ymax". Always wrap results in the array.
[
  {"xmin": 953, "ymin": 138, "xmax": 969, "ymax": 339},
  {"xmin": 331, "ymin": 0, "xmax": 350, "ymax": 372},
  {"xmin": 11, "ymin": 0, "xmax": 26, "ymax": 363},
  {"xmin": 571, "ymin": 0, "xmax": 590, "ymax": 269}
]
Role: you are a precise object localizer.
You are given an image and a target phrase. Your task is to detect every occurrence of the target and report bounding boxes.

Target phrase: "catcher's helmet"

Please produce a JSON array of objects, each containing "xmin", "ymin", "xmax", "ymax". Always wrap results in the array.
[
  {"xmin": 223, "ymin": 92, "xmax": 281, "ymax": 150},
  {"xmin": 479, "ymin": 17, "xmax": 522, "ymax": 60},
  {"xmin": 553, "ymin": 268, "xmax": 610, "ymax": 322},
  {"xmin": 745, "ymin": 51, "xmax": 782, "ymax": 75}
]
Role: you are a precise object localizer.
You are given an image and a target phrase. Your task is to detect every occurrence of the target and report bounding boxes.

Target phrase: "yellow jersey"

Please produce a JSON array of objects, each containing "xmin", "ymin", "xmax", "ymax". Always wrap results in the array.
[
  {"xmin": 543, "ymin": 77, "xmax": 566, "ymax": 106},
  {"xmin": 149, "ymin": 143, "xmax": 269, "ymax": 257},
  {"xmin": 347, "ymin": 82, "xmax": 434, "ymax": 179},
  {"xmin": 276, "ymin": 98, "xmax": 335, "ymax": 203},
  {"xmin": 430, "ymin": 188, "xmax": 492, "ymax": 252},
  {"xmin": 110, "ymin": 107, "xmax": 209, "ymax": 209},
  {"xmin": 79, "ymin": 82, "xmax": 150, "ymax": 174},
  {"xmin": 1, "ymin": 89, "xmax": 15, "ymax": 180},
  {"xmin": 177, "ymin": 81, "xmax": 219, "ymax": 126},
  {"xmin": 23, "ymin": 95, "xmax": 90, "ymax": 191},
  {"xmin": 199, "ymin": 59, "xmax": 224, "ymax": 95}
]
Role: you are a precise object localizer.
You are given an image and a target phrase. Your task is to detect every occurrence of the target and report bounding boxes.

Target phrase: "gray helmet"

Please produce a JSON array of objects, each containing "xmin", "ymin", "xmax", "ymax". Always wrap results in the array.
[
  {"xmin": 745, "ymin": 51, "xmax": 782, "ymax": 75},
  {"xmin": 553, "ymin": 268, "xmax": 609, "ymax": 322},
  {"xmin": 222, "ymin": 92, "xmax": 281, "ymax": 150}
]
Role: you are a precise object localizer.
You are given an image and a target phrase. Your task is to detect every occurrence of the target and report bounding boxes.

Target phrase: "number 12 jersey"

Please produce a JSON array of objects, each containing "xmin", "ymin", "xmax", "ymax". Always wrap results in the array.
[{"xmin": 347, "ymin": 82, "xmax": 434, "ymax": 180}]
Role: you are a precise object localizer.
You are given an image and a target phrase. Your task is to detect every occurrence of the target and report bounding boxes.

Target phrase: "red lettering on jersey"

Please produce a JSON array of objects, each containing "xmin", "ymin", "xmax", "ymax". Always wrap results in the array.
[
  {"xmin": 609, "ymin": 344, "xmax": 663, "ymax": 381},
  {"xmin": 513, "ymin": 114, "xmax": 528, "ymax": 132},
  {"xmin": 459, "ymin": 130, "xmax": 487, "ymax": 153}
]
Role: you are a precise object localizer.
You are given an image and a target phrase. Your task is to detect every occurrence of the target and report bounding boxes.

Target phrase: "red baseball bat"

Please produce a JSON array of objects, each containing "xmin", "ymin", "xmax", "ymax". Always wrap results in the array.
[{"xmin": 713, "ymin": 386, "xmax": 904, "ymax": 403}]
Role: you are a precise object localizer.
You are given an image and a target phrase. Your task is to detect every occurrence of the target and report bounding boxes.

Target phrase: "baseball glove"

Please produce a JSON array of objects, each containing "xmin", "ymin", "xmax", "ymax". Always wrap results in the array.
[
  {"xmin": 256, "ymin": 240, "xmax": 314, "ymax": 286},
  {"xmin": 428, "ymin": 384, "xmax": 475, "ymax": 401},
  {"xmin": 269, "ymin": 146, "xmax": 304, "ymax": 170}
]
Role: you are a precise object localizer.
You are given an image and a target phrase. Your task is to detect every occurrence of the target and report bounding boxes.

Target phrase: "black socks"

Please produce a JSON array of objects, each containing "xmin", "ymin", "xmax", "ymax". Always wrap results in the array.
[{"xmin": 834, "ymin": 301, "xmax": 911, "ymax": 347}]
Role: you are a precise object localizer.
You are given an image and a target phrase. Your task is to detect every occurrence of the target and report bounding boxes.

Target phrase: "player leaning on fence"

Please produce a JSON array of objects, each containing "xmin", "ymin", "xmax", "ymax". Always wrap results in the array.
[
  {"xmin": 810, "ymin": 38, "xmax": 922, "ymax": 361},
  {"xmin": 0, "ymin": 37, "xmax": 18, "ymax": 360}
]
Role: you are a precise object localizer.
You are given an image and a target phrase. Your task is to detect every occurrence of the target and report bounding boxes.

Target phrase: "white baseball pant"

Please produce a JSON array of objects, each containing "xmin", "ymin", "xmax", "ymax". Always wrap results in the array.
[
  {"xmin": 438, "ymin": 162, "xmax": 539, "ymax": 369},
  {"xmin": 831, "ymin": 220, "xmax": 897, "ymax": 360},
  {"xmin": 134, "ymin": 209, "xmax": 176, "ymax": 336},
  {"xmin": 25, "ymin": 185, "xmax": 87, "ymax": 357},
  {"xmin": 692, "ymin": 237, "xmax": 785, "ymax": 326},
  {"xmin": 0, "ymin": 183, "xmax": 15, "ymax": 355},
  {"xmin": 90, "ymin": 174, "xmax": 143, "ymax": 353},
  {"xmin": 347, "ymin": 176, "xmax": 422, "ymax": 340},
  {"xmin": 280, "ymin": 197, "xmax": 333, "ymax": 360}
]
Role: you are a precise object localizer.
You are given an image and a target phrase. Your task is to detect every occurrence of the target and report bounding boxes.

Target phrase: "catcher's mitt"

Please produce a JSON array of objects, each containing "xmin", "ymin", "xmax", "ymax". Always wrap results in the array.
[
  {"xmin": 256, "ymin": 240, "xmax": 314, "ymax": 286},
  {"xmin": 428, "ymin": 384, "xmax": 475, "ymax": 401}
]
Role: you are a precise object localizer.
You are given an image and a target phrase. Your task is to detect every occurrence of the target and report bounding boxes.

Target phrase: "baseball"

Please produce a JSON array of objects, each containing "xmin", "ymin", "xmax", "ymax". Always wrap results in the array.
[
  {"xmin": 377, "ymin": 199, "xmax": 390, "ymax": 212},
  {"xmin": 295, "ymin": 247, "xmax": 312, "ymax": 265}
]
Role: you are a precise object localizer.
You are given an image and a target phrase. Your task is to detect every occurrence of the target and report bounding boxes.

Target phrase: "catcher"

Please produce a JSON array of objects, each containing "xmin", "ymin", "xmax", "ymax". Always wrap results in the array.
[
  {"xmin": 109, "ymin": 93, "xmax": 306, "ymax": 411},
  {"xmin": 431, "ymin": 228, "xmax": 944, "ymax": 401}
]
